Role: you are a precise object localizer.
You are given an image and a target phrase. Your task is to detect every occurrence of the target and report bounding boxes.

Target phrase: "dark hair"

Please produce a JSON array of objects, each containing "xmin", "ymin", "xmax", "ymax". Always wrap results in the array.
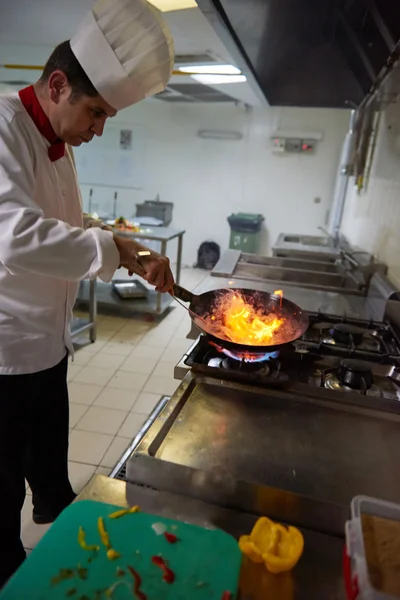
[{"xmin": 39, "ymin": 40, "xmax": 99, "ymax": 100}]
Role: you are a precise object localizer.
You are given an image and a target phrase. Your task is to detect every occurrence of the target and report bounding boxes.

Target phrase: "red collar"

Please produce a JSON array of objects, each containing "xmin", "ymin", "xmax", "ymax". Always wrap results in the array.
[{"xmin": 18, "ymin": 85, "xmax": 65, "ymax": 162}]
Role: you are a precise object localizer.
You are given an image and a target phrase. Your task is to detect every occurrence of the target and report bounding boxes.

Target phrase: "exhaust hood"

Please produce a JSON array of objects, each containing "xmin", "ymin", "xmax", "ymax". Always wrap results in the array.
[{"xmin": 197, "ymin": 0, "xmax": 400, "ymax": 108}]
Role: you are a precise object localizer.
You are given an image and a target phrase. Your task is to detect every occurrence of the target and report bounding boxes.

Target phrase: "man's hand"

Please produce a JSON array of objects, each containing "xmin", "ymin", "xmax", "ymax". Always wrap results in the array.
[{"xmin": 113, "ymin": 235, "xmax": 174, "ymax": 293}]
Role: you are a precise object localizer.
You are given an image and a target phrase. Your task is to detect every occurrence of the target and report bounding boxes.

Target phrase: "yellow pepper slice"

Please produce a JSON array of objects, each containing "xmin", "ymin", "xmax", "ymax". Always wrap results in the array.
[
  {"xmin": 238, "ymin": 516, "xmax": 304, "ymax": 574},
  {"xmin": 98, "ymin": 516, "xmax": 110, "ymax": 549},
  {"xmin": 77, "ymin": 526, "xmax": 100, "ymax": 552},
  {"xmin": 106, "ymin": 548, "xmax": 121, "ymax": 561},
  {"xmin": 108, "ymin": 505, "xmax": 140, "ymax": 520}
]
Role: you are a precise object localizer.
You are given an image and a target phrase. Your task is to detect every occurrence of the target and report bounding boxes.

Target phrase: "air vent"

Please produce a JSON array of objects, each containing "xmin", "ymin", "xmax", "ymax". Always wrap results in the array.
[
  {"xmin": 174, "ymin": 53, "xmax": 216, "ymax": 65},
  {"xmin": 168, "ymin": 83, "xmax": 236, "ymax": 102}
]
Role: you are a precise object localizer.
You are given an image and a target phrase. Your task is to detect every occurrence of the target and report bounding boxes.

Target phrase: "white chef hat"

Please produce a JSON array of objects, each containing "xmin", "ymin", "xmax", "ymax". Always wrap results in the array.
[{"xmin": 70, "ymin": 0, "xmax": 175, "ymax": 110}]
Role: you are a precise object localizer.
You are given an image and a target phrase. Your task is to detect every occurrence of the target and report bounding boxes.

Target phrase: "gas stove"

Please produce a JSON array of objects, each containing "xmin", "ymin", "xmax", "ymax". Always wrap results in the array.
[{"xmin": 175, "ymin": 312, "xmax": 400, "ymax": 402}]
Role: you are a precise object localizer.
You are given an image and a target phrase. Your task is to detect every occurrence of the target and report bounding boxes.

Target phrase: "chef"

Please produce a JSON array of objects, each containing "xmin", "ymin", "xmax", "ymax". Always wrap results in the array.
[{"xmin": 0, "ymin": 0, "xmax": 175, "ymax": 586}]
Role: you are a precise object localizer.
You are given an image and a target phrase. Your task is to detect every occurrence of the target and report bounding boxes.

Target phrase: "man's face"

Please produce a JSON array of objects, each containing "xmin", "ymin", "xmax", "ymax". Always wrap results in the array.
[{"xmin": 47, "ymin": 71, "xmax": 117, "ymax": 145}]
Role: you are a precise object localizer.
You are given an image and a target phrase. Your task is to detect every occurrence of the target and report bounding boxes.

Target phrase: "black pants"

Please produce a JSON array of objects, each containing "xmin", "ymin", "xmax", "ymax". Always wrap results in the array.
[{"xmin": 0, "ymin": 355, "xmax": 75, "ymax": 587}]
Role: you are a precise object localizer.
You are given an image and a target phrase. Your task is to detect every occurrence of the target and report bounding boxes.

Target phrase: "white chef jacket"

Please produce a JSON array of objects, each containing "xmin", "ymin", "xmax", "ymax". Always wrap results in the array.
[{"xmin": 0, "ymin": 92, "xmax": 120, "ymax": 374}]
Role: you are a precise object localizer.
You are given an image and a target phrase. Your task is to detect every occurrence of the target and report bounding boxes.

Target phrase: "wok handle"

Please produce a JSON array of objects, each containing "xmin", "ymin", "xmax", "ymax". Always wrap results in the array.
[{"xmin": 171, "ymin": 284, "xmax": 194, "ymax": 304}]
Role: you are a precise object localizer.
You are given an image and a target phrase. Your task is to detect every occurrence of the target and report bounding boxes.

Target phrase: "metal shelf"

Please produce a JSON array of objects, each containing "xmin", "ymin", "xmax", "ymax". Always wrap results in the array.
[{"xmin": 76, "ymin": 280, "xmax": 174, "ymax": 317}]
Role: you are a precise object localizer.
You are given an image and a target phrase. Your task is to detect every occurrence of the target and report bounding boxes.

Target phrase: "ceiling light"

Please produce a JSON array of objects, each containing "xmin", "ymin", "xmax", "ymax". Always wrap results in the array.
[
  {"xmin": 147, "ymin": 0, "xmax": 197, "ymax": 11},
  {"xmin": 191, "ymin": 74, "xmax": 247, "ymax": 85},
  {"xmin": 179, "ymin": 64, "xmax": 241, "ymax": 75}
]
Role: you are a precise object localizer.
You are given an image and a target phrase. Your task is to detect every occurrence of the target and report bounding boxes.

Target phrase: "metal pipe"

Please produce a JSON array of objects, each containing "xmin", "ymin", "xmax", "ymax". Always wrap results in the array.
[{"xmin": 328, "ymin": 109, "xmax": 358, "ymax": 247}]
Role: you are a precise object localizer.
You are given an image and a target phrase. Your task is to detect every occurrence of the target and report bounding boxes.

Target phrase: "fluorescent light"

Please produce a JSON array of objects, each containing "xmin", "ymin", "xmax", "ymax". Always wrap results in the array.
[
  {"xmin": 191, "ymin": 74, "xmax": 247, "ymax": 85},
  {"xmin": 147, "ymin": 0, "xmax": 197, "ymax": 11},
  {"xmin": 179, "ymin": 64, "xmax": 241, "ymax": 75}
]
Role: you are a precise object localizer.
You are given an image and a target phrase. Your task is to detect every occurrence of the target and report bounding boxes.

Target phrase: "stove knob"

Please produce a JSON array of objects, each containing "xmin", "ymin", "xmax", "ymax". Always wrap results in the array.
[{"xmin": 337, "ymin": 359, "xmax": 374, "ymax": 390}]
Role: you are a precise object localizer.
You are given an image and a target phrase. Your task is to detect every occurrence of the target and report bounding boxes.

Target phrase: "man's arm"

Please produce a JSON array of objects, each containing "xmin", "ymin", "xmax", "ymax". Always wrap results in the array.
[{"xmin": 0, "ymin": 115, "xmax": 119, "ymax": 282}]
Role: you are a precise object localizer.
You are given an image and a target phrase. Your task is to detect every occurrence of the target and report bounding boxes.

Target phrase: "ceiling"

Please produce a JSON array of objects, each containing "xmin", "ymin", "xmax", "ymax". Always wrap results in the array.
[{"xmin": 0, "ymin": 1, "xmax": 263, "ymax": 106}]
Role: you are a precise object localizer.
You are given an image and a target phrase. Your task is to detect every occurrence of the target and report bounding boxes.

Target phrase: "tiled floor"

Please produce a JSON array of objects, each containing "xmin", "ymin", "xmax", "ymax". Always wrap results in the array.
[{"xmin": 22, "ymin": 268, "xmax": 207, "ymax": 552}]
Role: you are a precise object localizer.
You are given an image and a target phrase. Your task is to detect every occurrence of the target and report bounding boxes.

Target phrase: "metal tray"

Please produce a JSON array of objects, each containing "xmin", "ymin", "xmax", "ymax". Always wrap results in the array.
[
  {"xmin": 132, "ymin": 374, "xmax": 400, "ymax": 511},
  {"xmin": 112, "ymin": 279, "xmax": 148, "ymax": 299}
]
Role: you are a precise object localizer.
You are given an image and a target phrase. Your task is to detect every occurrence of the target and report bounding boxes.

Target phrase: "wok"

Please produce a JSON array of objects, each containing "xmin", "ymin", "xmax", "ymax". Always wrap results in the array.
[{"xmin": 172, "ymin": 284, "xmax": 309, "ymax": 353}]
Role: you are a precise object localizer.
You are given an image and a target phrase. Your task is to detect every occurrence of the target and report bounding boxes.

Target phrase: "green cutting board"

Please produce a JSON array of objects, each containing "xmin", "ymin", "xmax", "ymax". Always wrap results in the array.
[{"xmin": 1, "ymin": 500, "xmax": 241, "ymax": 600}]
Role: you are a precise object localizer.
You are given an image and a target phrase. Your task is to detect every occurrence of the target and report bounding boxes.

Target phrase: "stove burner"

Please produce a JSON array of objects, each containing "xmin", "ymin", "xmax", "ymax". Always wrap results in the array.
[
  {"xmin": 331, "ymin": 323, "xmax": 365, "ymax": 345},
  {"xmin": 209, "ymin": 341, "xmax": 279, "ymax": 363},
  {"xmin": 337, "ymin": 359, "xmax": 374, "ymax": 390},
  {"xmin": 221, "ymin": 357, "xmax": 271, "ymax": 374}
]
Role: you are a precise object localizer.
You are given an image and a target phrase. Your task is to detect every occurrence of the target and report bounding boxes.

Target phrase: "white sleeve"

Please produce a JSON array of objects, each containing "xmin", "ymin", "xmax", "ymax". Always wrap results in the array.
[{"xmin": 0, "ymin": 115, "xmax": 120, "ymax": 282}]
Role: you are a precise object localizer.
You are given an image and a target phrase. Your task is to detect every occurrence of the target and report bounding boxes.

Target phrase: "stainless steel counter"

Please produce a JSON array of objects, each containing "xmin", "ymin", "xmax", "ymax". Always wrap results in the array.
[
  {"xmin": 272, "ymin": 233, "xmax": 343, "ymax": 260},
  {"xmin": 78, "ymin": 475, "xmax": 345, "ymax": 599},
  {"xmin": 191, "ymin": 274, "xmax": 379, "ymax": 320}
]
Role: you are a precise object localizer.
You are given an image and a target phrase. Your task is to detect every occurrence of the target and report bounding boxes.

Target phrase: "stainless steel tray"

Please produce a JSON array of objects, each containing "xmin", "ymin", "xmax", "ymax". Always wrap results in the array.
[
  {"xmin": 112, "ymin": 279, "xmax": 148, "ymax": 299},
  {"xmin": 131, "ymin": 374, "xmax": 400, "ymax": 512}
]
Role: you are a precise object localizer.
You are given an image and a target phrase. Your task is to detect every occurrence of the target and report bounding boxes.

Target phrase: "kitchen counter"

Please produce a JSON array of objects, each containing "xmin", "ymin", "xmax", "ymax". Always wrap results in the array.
[
  {"xmin": 191, "ymin": 274, "xmax": 380, "ymax": 320},
  {"xmin": 113, "ymin": 225, "xmax": 185, "ymax": 244},
  {"xmin": 78, "ymin": 475, "xmax": 345, "ymax": 599}
]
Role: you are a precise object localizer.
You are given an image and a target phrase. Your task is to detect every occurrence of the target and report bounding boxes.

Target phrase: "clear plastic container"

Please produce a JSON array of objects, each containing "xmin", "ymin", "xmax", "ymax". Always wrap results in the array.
[{"xmin": 344, "ymin": 495, "xmax": 400, "ymax": 600}]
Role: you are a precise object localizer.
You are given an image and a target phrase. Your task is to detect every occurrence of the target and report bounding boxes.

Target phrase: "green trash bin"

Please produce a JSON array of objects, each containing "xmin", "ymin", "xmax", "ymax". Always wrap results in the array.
[{"xmin": 228, "ymin": 213, "xmax": 264, "ymax": 254}]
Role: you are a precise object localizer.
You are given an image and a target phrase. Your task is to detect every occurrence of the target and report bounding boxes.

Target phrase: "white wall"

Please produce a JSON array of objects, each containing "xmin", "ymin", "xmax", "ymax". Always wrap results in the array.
[
  {"xmin": 340, "ymin": 80, "xmax": 400, "ymax": 288},
  {"xmin": 0, "ymin": 82, "xmax": 349, "ymax": 266},
  {"xmin": 77, "ymin": 101, "xmax": 349, "ymax": 266}
]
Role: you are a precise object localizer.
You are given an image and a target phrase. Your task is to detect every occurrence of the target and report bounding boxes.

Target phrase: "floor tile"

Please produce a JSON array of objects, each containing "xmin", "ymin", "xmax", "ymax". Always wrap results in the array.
[
  {"xmin": 102, "ymin": 341, "xmax": 135, "ymax": 356},
  {"xmin": 87, "ymin": 352, "xmax": 126, "ymax": 370},
  {"xmin": 95, "ymin": 466, "xmax": 111, "ymax": 477},
  {"xmin": 132, "ymin": 392, "xmax": 163, "ymax": 414},
  {"xmin": 120, "ymin": 356, "xmax": 157, "ymax": 375},
  {"xmin": 100, "ymin": 436, "xmax": 130, "ymax": 468},
  {"xmin": 118, "ymin": 412, "xmax": 147, "ymax": 439},
  {"xmin": 140, "ymin": 332, "xmax": 172, "ymax": 348},
  {"xmin": 129, "ymin": 345, "xmax": 165, "ymax": 361},
  {"xmin": 67, "ymin": 364, "xmax": 82, "ymax": 382},
  {"xmin": 68, "ymin": 461, "xmax": 96, "ymax": 494},
  {"xmin": 68, "ymin": 429, "xmax": 113, "ymax": 465},
  {"xmin": 121, "ymin": 322, "xmax": 152, "ymax": 334},
  {"xmin": 166, "ymin": 338, "xmax": 194, "ymax": 353},
  {"xmin": 152, "ymin": 361, "xmax": 176, "ymax": 378},
  {"xmin": 21, "ymin": 495, "xmax": 51, "ymax": 550},
  {"xmin": 74, "ymin": 339, "xmax": 106, "ymax": 353},
  {"xmin": 96, "ymin": 330, "xmax": 116, "ymax": 342},
  {"xmin": 94, "ymin": 388, "xmax": 138, "ymax": 412},
  {"xmin": 76, "ymin": 406, "xmax": 127, "ymax": 436},
  {"xmin": 71, "ymin": 349, "xmax": 93, "ymax": 366},
  {"xmin": 107, "ymin": 371, "xmax": 148, "ymax": 392},
  {"xmin": 69, "ymin": 402, "xmax": 88, "ymax": 428},
  {"xmin": 99, "ymin": 316, "xmax": 127, "ymax": 331},
  {"xmin": 68, "ymin": 382, "xmax": 103, "ymax": 405},
  {"xmin": 111, "ymin": 330, "xmax": 144, "ymax": 345},
  {"xmin": 160, "ymin": 345, "xmax": 189, "ymax": 362},
  {"xmin": 143, "ymin": 375, "xmax": 178, "ymax": 396},
  {"xmin": 73, "ymin": 366, "xmax": 116, "ymax": 386}
]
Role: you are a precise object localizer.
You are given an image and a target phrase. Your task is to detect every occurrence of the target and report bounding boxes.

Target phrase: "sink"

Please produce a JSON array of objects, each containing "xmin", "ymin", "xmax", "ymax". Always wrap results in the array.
[
  {"xmin": 283, "ymin": 234, "xmax": 332, "ymax": 247},
  {"xmin": 240, "ymin": 254, "xmax": 344, "ymax": 274}
]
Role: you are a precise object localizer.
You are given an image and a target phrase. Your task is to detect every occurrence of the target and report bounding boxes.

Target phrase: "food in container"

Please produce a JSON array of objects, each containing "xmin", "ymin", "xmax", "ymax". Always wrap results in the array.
[{"xmin": 345, "ymin": 495, "xmax": 400, "ymax": 599}]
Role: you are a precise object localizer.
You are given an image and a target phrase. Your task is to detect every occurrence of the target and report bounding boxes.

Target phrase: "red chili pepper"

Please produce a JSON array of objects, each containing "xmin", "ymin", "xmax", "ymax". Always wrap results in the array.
[
  {"xmin": 164, "ymin": 532, "xmax": 179, "ymax": 544},
  {"xmin": 151, "ymin": 555, "xmax": 175, "ymax": 583},
  {"xmin": 221, "ymin": 592, "xmax": 232, "ymax": 600},
  {"xmin": 127, "ymin": 565, "xmax": 147, "ymax": 600}
]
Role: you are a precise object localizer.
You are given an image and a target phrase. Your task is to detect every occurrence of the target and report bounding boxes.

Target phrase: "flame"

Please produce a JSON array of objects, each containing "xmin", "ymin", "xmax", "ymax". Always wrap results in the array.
[{"xmin": 203, "ymin": 289, "xmax": 285, "ymax": 346}]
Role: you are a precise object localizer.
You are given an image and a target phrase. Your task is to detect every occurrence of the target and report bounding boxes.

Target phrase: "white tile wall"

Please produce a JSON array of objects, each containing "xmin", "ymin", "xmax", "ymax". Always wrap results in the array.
[{"xmin": 341, "ymin": 69, "xmax": 400, "ymax": 288}]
